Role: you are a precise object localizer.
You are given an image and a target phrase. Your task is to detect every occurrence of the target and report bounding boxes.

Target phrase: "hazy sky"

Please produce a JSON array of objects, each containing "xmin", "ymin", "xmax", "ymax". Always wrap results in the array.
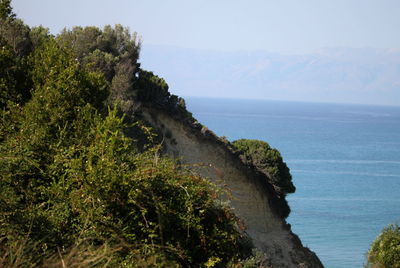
[{"xmin": 12, "ymin": 0, "xmax": 400, "ymax": 54}]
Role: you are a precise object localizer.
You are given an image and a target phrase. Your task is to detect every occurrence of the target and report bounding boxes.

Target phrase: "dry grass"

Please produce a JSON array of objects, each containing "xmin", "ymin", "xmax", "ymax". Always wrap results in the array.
[{"xmin": 0, "ymin": 237, "xmax": 122, "ymax": 268}]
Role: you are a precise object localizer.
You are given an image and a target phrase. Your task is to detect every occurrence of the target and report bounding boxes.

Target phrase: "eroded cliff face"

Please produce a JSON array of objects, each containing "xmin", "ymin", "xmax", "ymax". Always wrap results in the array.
[{"xmin": 140, "ymin": 106, "xmax": 323, "ymax": 268}]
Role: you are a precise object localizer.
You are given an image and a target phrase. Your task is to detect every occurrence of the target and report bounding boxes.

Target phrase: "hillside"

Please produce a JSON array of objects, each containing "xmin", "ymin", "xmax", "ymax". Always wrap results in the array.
[
  {"xmin": 139, "ymin": 105, "xmax": 323, "ymax": 267},
  {"xmin": 0, "ymin": 1, "xmax": 322, "ymax": 267}
]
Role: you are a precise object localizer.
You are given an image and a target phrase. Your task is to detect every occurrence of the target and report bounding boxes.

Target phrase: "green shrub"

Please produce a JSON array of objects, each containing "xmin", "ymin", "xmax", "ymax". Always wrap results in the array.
[
  {"xmin": 0, "ymin": 5, "xmax": 253, "ymax": 265},
  {"xmin": 0, "ymin": 104, "xmax": 250, "ymax": 266},
  {"xmin": 367, "ymin": 224, "xmax": 400, "ymax": 268},
  {"xmin": 231, "ymin": 139, "xmax": 295, "ymax": 195}
]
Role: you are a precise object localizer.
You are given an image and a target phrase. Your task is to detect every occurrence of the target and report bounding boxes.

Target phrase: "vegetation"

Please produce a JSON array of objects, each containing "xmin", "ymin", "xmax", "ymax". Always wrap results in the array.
[
  {"xmin": 56, "ymin": 25, "xmax": 188, "ymax": 117},
  {"xmin": 367, "ymin": 224, "xmax": 400, "ymax": 268},
  {"xmin": 231, "ymin": 139, "xmax": 295, "ymax": 195},
  {"xmin": 0, "ymin": 1, "xmax": 261, "ymax": 266}
]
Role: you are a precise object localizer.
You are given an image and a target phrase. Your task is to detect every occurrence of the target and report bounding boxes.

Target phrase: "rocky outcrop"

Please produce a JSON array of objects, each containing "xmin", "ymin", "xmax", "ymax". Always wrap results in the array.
[{"xmin": 139, "ymin": 106, "xmax": 323, "ymax": 268}]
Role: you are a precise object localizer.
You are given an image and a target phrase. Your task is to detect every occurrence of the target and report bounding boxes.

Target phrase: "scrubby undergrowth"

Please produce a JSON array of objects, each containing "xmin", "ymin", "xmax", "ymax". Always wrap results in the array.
[
  {"xmin": 0, "ymin": 1, "xmax": 295, "ymax": 266},
  {"xmin": 367, "ymin": 224, "xmax": 400, "ymax": 268},
  {"xmin": 0, "ymin": 2, "xmax": 261, "ymax": 266}
]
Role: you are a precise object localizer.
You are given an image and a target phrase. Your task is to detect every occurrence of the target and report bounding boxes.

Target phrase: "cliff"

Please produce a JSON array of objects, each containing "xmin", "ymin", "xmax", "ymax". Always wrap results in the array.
[
  {"xmin": 136, "ymin": 104, "xmax": 324, "ymax": 268},
  {"xmin": 0, "ymin": 9, "xmax": 323, "ymax": 265}
]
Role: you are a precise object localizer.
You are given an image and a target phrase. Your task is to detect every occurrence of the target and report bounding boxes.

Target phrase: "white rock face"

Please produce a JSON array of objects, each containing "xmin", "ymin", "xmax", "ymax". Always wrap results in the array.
[{"xmin": 142, "ymin": 108, "xmax": 323, "ymax": 268}]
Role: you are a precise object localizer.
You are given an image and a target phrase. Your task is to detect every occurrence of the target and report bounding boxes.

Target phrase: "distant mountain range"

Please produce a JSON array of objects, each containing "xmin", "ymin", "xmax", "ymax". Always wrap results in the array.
[{"xmin": 140, "ymin": 45, "xmax": 400, "ymax": 106}]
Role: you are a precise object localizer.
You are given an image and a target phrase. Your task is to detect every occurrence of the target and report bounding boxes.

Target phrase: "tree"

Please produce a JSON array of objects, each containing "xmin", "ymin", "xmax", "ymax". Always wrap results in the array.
[
  {"xmin": 57, "ymin": 25, "xmax": 142, "ymax": 113},
  {"xmin": 0, "ymin": 0, "xmax": 14, "ymax": 20},
  {"xmin": 29, "ymin": 26, "xmax": 51, "ymax": 48},
  {"xmin": 0, "ymin": 1, "xmax": 33, "ymax": 108},
  {"xmin": 0, "ymin": 0, "xmax": 31, "ymax": 56},
  {"xmin": 0, "ymin": 38, "xmax": 31, "ymax": 108},
  {"xmin": 57, "ymin": 24, "xmax": 141, "ymax": 84}
]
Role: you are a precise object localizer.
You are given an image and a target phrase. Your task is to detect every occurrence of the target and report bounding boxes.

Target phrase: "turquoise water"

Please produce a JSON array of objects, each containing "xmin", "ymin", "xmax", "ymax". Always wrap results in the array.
[{"xmin": 185, "ymin": 97, "xmax": 400, "ymax": 268}]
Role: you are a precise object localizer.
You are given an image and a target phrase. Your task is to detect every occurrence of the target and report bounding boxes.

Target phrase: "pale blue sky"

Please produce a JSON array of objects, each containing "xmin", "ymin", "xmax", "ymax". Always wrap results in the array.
[
  {"xmin": 11, "ymin": 0, "xmax": 400, "ymax": 105},
  {"xmin": 12, "ymin": 0, "xmax": 400, "ymax": 54}
]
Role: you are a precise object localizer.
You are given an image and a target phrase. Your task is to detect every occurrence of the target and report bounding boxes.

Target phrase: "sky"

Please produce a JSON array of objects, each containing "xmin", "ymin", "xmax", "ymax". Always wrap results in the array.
[
  {"xmin": 11, "ymin": 0, "xmax": 400, "ymax": 105},
  {"xmin": 11, "ymin": 0, "xmax": 400, "ymax": 54}
]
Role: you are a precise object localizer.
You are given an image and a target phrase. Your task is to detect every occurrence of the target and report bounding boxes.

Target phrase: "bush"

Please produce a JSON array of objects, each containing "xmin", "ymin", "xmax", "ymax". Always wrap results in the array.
[
  {"xmin": 367, "ymin": 224, "xmax": 400, "ymax": 268},
  {"xmin": 0, "ymin": 5, "xmax": 253, "ymax": 265},
  {"xmin": 0, "ymin": 104, "xmax": 251, "ymax": 266},
  {"xmin": 231, "ymin": 139, "xmax": 295, "ymax": 195}
]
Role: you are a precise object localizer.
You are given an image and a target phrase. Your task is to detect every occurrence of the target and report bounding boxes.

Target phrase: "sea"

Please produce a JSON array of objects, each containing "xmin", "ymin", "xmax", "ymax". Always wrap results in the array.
[{"xmin": 184, "ymin": 97, "xmax": 400, "ymax": 268}]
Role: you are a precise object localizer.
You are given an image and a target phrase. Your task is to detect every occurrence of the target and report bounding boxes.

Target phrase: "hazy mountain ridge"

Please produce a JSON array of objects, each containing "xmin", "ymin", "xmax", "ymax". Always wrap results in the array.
[{"xmin": 141, "ymin": 45, "xmax": 400, "ymax": 106}]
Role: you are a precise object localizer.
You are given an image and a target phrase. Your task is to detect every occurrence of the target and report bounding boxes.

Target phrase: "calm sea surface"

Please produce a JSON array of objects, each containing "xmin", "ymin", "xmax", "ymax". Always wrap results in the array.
[{"xmin": 185, "ymin": 97, "xmax": 400, "ymax": 268}]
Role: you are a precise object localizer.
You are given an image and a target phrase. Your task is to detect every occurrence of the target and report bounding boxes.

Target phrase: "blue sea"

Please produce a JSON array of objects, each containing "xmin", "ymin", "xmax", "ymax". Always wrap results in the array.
[{"xmin": 185, "ymin": 97, "xmax": 400, "ymax": 268}]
